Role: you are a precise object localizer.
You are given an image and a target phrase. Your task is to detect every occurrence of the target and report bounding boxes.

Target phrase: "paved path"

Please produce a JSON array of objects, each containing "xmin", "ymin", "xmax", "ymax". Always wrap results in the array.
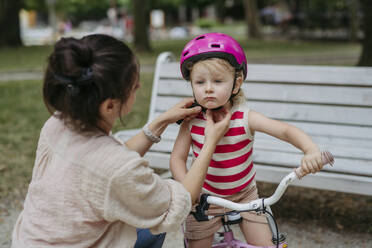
[
  {"xmin": 2, "ymin": 205, "xmax": 371, "ymax": 248},
  {"xmin": 162, "ymin": 221, "xmax": 372, "ymax": 248},
  {"xmin": 0, "ymin": 71, "xmax": 43, "ymax": 82}
]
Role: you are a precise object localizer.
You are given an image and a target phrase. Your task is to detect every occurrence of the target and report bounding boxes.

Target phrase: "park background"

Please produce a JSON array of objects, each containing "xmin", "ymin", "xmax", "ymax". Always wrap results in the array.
[{"xmin": 0, "ymin": 0, "xmax": 371, "ymax": 247}]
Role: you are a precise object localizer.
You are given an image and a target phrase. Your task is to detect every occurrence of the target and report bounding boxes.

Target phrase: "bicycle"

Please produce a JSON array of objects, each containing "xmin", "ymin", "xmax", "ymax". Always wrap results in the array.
[{"xmin": 184, "ymin": 151, "xmax": 335, "ymax": 248}]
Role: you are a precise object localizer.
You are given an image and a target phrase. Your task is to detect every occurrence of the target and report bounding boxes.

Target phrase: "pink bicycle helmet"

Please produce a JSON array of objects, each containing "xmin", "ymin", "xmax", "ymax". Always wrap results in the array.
[{"xmin": 180, "ymin": 32, "xmax": 247, "ymax": 80}]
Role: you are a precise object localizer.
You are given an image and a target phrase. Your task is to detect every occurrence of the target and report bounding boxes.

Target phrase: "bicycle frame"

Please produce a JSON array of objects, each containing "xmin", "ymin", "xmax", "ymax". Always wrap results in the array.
[{"xmin": 184, "ymin": 151, "xmax": 334, "ymax": 248}]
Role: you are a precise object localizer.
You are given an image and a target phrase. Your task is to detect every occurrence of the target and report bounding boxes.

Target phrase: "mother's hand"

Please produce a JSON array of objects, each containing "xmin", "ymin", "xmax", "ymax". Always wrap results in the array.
[{"xmin": 161, "ymin": 98, "xmax": 202, "ymax": 124}]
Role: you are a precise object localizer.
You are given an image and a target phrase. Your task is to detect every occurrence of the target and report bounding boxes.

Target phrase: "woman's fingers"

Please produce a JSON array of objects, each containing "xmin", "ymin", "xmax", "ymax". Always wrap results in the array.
[
  {"xmin": 178, "ymin": 98, "xmax": 201, "ymax": 118},
  {"xmin": 164, "ymin": 98, "xmax": 202, "ymax": 123},
  {"xmin": 183, "ymin": 98, "xmax": 196, "ymax": 107},
  {"xmin": 316, "ymin": 155, "xmax": 323, "ymax": 170}
]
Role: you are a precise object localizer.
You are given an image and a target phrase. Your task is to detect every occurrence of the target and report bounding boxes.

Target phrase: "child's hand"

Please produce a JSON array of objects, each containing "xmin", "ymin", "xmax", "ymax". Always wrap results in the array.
[{"xmin": 300, "ymin": 149, "xmax": 323, "ymax": 175}]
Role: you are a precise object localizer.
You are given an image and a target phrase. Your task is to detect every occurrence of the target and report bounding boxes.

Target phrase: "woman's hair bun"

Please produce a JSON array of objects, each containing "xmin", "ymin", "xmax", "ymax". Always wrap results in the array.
[
  {"xmin": 43, "ymin": 34, "xmax": 138, "ymax": 133},
  {"xmin": 52, "ymin": 37, "xmax": 93, "ymax": 76}
]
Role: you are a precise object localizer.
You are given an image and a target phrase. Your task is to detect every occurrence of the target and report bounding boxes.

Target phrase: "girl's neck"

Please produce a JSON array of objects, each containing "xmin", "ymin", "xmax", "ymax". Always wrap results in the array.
[{"xmin": 200, "ymin": 100, "xmax": 233, "ymax": 114}]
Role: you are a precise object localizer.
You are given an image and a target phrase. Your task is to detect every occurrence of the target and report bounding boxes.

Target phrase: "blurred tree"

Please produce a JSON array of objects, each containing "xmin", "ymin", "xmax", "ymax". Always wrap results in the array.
[
  {"xmin": 215, "ymin": 0, "xmax": 226, "ymax": 23},
  {"xmin": 24, "ymin": 0, "xmax": 46, "ymax": 11},
  {"xmin": 54, "ymin": 0, "xmax": 110, "ymax": 25},
  {"xmin": 132, "ymin": 0, "xmax": 151, "ymax": 52},
  {"xmin": 347, "ymin": 0, "xmax": 359, "ymax": 42},
  {"xmin": 358, "ymin": 0, "xmax": 372, "ymax": 66},
  {"xmin": 243, "ymin": 0, "xmax": 262, "ymax": 39},
  {"xmin": 0, "ymin": 0, "xmax": 23, "ymax": 47}
]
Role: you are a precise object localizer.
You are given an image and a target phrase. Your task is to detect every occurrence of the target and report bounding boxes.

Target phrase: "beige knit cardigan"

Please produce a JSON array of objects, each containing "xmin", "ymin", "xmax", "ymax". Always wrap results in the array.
[{"xmin": 12, "ymin": 116, "xmax": 191, "ymax": 247}]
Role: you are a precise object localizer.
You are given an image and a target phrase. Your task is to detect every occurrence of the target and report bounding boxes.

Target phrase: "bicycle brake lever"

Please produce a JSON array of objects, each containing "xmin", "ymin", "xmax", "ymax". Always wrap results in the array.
[{"xmin": 191, "ymin": 194, "xmax": 210, "ymax": 221}]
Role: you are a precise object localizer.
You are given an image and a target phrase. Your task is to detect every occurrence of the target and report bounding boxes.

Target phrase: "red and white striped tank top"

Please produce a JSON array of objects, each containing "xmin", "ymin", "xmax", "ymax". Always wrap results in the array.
[{"xmin": 189, "ymin": 103, "xmax": 256, "ymax": 197}]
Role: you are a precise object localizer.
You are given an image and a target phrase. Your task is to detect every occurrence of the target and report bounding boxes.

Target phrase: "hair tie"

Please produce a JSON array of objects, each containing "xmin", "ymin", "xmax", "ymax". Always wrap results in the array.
[
  {"xmin": 53, "ymin": 67, "xmax": 94, "ymax": 95},
  {"xmin": 76, "ymin": 67, "xmax": 93, "ymax": 83}
]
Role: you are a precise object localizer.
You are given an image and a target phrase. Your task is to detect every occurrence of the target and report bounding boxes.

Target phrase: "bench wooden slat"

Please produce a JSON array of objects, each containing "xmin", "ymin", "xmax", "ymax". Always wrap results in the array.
[
  {"xmin": 135, "ymin": 150, "xmax": 372, "ymax": 196},
  {"xmin": 159, "ymin": 63, "xmax": 372, "ymax": 86},
  {"xmin": 154, "ymin": 97, "xmax": 372, "ymax": 127},
  {"xmin": 152, "ymin": 127, "xmax": 372, "ymax": 156},
  {"xmin": 115, "ymin": 129, "xmax": 372, "ymax": 176},
  {"xmin": 151, "ymin": 113, "xmax": 372, "ymax": 140},
  {"xmin": 284, "ymin": 121, "xmax": 372, "ymax": 140},
  {"xmin": 255, "ymin": 165, "xmax": 372, "ymax": 196},
  {"xmin": 157, "ymin": 79, "xmax": 372, "ymax": 107}
]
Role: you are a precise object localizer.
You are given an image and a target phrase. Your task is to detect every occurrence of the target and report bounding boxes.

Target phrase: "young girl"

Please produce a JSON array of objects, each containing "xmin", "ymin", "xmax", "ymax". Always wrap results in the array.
[
  {"xmin": 11, "ymin": 34, "xmax": 232, "ymax": 248},
  {"xmin": 170, "ymin": 32, "xmax": 323, "ymax": 247}
]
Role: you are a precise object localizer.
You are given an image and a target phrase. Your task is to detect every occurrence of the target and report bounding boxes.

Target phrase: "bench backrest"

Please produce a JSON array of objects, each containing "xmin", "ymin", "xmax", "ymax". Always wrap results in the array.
[{"xmin": 145, "ymin": 52, "xmax": 372, "ymax": 196}]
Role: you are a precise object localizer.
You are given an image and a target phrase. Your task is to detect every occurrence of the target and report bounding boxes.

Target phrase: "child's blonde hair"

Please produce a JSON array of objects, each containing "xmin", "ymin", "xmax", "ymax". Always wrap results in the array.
[{"xmin": 188, "ymin": 58, "xmax": 246, "ymax": 106}]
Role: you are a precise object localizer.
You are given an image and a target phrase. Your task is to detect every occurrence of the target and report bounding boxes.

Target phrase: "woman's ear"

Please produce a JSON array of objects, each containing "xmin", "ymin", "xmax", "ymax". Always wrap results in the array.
[
  {"xmin": 99, "ymin": 98, "xmax": 120, "ymax": 119},
  {"xmin": 233, "ymin": 75, "xmax": 243, "ymax": 94}
]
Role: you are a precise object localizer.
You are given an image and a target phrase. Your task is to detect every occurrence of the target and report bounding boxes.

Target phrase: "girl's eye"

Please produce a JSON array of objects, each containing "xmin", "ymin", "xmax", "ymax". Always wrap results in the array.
[
  {"xmin": 215, "ymin": 80, "xmax": 222, "ymax": 83},
  {"xmin": 196, "ymin": 81, "xmax": 204, "ymax": 84}
]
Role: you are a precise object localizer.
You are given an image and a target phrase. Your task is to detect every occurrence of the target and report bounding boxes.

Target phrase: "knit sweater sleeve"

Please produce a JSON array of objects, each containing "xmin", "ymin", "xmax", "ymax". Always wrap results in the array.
[{"xmin": 103, "ymin": 148, "xmax": 192, "ymax": 234}]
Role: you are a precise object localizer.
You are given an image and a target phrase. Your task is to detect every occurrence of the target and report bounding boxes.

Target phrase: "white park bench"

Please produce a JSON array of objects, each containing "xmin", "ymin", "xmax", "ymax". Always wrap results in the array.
[{"xmin": 115, "ymin": 52, "xmax": 372, "ymax": 196}]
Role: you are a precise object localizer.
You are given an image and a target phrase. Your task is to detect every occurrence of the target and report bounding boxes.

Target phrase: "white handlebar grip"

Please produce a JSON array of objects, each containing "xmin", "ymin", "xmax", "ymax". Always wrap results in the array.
[{"xmin": 295, "ymin": 150, "xmax": 335, "ymax": 179}]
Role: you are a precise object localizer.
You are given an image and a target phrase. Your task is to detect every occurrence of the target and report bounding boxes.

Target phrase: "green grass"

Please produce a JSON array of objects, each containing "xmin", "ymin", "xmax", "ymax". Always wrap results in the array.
[
  {"xmin": 0, "ymin": 73, "xmax": 154, "ymax": 206},
  {"xmin": 137, "ymin": 38, "xmax": 361, "ymax": 66},
  {"xmin": 0, "ymin": 45, "xmax": 53, "ymax": 72},
  {"xmin": 0, "ymin": 39, "xmax": 361, "ymax": 72},
  {"xmin": 0, "ymin": 80, "xmax": 48, "ymax": 202}
]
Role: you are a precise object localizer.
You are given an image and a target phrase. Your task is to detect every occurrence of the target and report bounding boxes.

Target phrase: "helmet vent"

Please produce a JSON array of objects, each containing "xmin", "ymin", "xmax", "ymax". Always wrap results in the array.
[
  {"xmin": 183, "ymin": 51, "xmax": 189, "ymax": 56},
  {"xmin": 196, "ymin": 36, "xmax": 205, "ymax": 40},
  {"xmin": 211, "ymin": 44, "xmax": 220, "ymax": 48}
]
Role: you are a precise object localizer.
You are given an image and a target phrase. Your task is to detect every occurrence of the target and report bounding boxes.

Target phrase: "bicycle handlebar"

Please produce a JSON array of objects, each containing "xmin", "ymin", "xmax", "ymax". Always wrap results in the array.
[{"xmin": 203, "ymin": 151, "xmax": 334, "ymax": 213}]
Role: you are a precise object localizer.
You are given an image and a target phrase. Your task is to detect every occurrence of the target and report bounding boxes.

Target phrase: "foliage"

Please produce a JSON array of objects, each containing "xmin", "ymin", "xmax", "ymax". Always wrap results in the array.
[
  {"xmin": 195, "ymin": 18, "xmax": 218, "ymax": 28},
  {"xmin": 54, "ymin": 0, "xmax": 110, "ymax": 23},
  {"xmin": 23, "ymin": 0, "xmax": 47, "ymax": 12},
  {"xmin": 182, "ymin": 0, "xmax": 215, "ymax": 8},
  {"xmin": 23, "ymin": 0, "xmax": 112, "ymax": 23}
]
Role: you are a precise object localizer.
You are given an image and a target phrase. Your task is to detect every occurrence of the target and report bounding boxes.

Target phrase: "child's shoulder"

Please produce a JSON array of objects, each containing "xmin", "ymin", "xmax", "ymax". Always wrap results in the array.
[
  {"xmin": 232, "ymin": 102, "xmax": 250, "ymax": 116},
  {"xmin": 234, "ymin": 102, "xmax": 255, "ymax": 138}
]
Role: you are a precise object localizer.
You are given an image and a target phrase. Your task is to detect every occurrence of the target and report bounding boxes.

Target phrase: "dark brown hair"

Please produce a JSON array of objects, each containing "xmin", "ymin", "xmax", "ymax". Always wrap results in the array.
[{"xmin": 43, "ymin": 34, "xmax": 138, "ymax": 133}]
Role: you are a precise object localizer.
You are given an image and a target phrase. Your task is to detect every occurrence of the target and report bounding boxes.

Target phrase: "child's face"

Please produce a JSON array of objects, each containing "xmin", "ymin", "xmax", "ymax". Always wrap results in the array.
[{"xmin": 190, "ymin": 62, "xmax": 237, "ymax": 110}]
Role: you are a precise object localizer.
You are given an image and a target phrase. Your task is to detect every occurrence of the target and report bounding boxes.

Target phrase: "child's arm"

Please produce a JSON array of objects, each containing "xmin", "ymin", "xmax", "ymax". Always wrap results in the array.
[
  {"xmin": 248, "ymin": 110, "xmax": 322, "ymax": 175},
  {"xmin": 171, "ymin": 109, "xmax": 231, "ymax": 203},
  {"xmin": 170, "ymin": 121, "xmax": 191, "ymax": 182}
]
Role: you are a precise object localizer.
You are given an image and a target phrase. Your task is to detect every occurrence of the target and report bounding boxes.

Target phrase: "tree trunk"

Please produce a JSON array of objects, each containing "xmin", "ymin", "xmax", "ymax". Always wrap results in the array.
[
  {"xmin": 348, "ymin": 0, "xmax": 359, "ymax": 42},
  {"xmin": 215, "ymin": 0, "xmax": 225, "ymax": 24},
  {"xmin": 243, "ymin": 0, "xmax": 262, "ymax": 39},
  {"xmin": 0, "ymin": 0, "xmax": 23, "ymax": 47},
  {"xmin": 132, "ymin": 0, "xmax": 151, "ymax": 52},
  {"xmin": 357, "ymin": 0, "xmax": 372, "ymax": 66}
]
